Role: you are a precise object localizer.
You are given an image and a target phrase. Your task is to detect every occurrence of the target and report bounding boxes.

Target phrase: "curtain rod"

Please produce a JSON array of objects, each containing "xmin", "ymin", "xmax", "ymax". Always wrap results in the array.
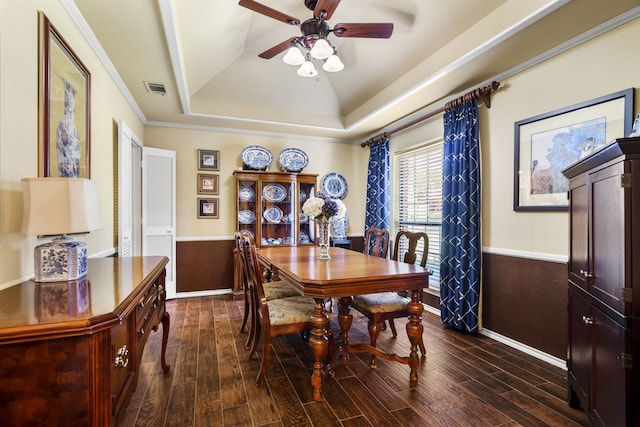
[{"xmin": 360, "ymin": 81, "xmax": 501, "ymax": 148}]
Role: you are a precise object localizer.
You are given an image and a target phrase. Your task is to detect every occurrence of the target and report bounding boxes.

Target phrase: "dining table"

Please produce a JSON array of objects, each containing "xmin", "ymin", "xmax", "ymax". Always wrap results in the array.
[{"xmin": 257, "ymin": 245, "xmax": 431, "ymax": 401}]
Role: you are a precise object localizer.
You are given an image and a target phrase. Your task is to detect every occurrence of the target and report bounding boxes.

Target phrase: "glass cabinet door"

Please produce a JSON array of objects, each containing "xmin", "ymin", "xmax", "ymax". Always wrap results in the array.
[
  {"xmin": 299, "ymin": 181, "xmax": 315, "ymax": 245},
  {"xmin": 237, "ymin": 179, "xmax": 257, "ymax": 241},
  {"xmin": 260, "ymin": 180, "xmax": 294, "ymax": 246}
]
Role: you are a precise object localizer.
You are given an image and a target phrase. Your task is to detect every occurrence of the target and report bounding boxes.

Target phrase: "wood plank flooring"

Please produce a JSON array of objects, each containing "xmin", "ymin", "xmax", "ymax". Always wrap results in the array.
[{"xmin": 117, "ymin": 296, "xmax": 591, "ymax": 427}]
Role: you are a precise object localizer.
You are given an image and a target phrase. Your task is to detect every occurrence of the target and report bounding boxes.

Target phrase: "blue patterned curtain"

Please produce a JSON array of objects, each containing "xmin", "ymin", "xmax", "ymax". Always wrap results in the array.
[
  {"xmin": 440, "ymin": 99, "xmax": 481, "ymax": 333},
  {"xmin": 365, "ymin": 138, "xmax": 391, "ymax": 234}
]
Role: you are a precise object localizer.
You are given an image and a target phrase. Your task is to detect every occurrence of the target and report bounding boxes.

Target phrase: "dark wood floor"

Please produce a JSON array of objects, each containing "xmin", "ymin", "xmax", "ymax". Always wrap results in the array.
[{"xmin": 117, "ymin": 296, "xmax": 591, "ymax": 427}]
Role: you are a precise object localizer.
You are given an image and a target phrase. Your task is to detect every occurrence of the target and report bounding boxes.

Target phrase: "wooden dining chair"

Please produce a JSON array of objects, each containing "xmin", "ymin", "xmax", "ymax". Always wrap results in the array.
[
  {"xmin": 241, "ymin": 233, "xmax": 332, "ymax": 386},
  {"xmin": 351, "ymin": 230, "xmax": 429, "ymax": 367},
  {"xmin": 233, "ymin": 231, "xmax": 300, "ymax": 350},
  {"xmin": 363, "ymin": 227, "xmax": 390, "ymax": 258}
]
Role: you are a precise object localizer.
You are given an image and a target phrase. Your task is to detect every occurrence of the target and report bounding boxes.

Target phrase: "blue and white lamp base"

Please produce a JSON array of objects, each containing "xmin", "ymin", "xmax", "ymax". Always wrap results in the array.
[{"xmin": 34, "ymin": 237, "xmax": 88, "ymax": 282}]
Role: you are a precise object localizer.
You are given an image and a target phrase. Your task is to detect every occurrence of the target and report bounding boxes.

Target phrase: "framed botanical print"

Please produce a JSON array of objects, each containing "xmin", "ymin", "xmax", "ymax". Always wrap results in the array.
[{"xmin": 38, "ymin": 12, "xmax": 91, "ymax": 178}]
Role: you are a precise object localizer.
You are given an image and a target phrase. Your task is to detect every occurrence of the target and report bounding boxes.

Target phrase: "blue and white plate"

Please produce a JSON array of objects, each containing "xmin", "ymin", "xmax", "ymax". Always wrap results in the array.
[
  {"xmin": 322, "ymin": 172, "xmax": 348, "ymax": 199},
  {"xmin": 263, "ymin": 206, "xmax": 283, "ymax": 223},
  {"xmin": 278, "ymin": 148, "xmax": 308, "ymax": 172},
  {"xmin": 238, "ymin": 210, "xmax": 256, "ymax": 224},
  {"xmin": 241, "ymin": 145, "xmax": 273, "ymax": 170},
  {"xmin": 238, "ymin": 186, "xmax": 255, "ymax": 202},
  {"xmin": 262, "ymin": 183, "xmax": 287, "ymax": 202}
]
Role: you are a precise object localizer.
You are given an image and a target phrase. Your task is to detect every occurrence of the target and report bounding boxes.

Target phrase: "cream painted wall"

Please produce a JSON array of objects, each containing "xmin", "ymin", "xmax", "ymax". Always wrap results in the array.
[
  {"xmin": 389, "ymin": 17, "xmax": 640, "ymax": 259},
  {"xmin": 0, "ymin": 1, "xmax": 144, "ymax": 286},
  {"xmin": 143, "ymin": 126, "xmax": 367, "ymax": 238}
]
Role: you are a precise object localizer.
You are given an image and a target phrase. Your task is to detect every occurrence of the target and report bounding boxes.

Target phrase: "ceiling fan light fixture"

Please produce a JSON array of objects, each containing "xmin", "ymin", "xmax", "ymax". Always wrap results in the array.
[
  {"xmin": 283, "ymin": 46, "xmax": 305, "ymax": 65},
  {"xmin": 323, "ymin": 54, "xmax": 344, "ymax": 72},
  {"xmin": 310, "ymin": 38, "xmax": 333, "ymax": 60},
  {"xmin": 297, "ymin": 59, "xmax": 317, "ymax": 77}
]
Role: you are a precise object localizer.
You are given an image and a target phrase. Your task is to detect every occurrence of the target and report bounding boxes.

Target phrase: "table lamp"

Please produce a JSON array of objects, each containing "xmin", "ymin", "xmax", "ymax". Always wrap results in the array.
[{"xmin": 22, "ymin": 177, "xmax": 103, "ymax": 282}]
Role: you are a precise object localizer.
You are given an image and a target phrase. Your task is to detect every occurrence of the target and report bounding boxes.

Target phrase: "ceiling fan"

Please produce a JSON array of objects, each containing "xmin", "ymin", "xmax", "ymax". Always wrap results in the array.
[{"xmin": 238, "ymin": 0, "xmax": 394, "ymax": 76}]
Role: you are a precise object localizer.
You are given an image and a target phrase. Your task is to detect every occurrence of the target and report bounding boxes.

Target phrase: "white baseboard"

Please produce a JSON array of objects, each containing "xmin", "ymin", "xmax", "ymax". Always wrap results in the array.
[
  {"xmin": 422, "ymin": 304, "xmax": 566, "ymax": 370},
  {"xmin": 479, "ymin": 328, "xmax": 567, "ymax": 370}
]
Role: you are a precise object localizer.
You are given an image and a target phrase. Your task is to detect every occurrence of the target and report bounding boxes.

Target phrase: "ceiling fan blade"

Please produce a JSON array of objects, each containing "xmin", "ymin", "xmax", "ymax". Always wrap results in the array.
[
  {"xmin": 332, "ymin": 23, "xmax": 394, "ymax": 38},
  {"xmin": 258, "ymin": 37, "xmax": 299, "ymax": 59},
  {"xmin": 239, "ymin": 0, "xmax": 300, "ymax": 25},
  {"xmin": 314, "ymin": 0, "xmax": 341, "ymax": 20}
]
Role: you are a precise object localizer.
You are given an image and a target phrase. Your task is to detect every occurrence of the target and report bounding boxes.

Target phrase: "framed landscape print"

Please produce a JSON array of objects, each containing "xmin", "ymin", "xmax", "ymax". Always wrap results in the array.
[
  {"xmin": 198, "ymin": 198, "xmax": 219, "ymax": 218},
  {"xmin": 197, "ymin": 173, "xmax": 219, "ymax": 195},
  {"xmin": 38, "ymin": 12, "xmax": 91, "ymax": 178},
  {"xmin": 198, "ymin": 149, "xmax": 219, "ymax": 171},
  {"xmin": 514, "ymin": 88, "xmax": 633, "ymax": 211}
]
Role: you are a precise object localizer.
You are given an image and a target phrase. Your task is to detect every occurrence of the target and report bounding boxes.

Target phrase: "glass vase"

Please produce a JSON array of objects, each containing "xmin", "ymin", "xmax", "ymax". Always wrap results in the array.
[{"xmin": 317, "ymin": 219, "xmax": 331, "ymax": 259}]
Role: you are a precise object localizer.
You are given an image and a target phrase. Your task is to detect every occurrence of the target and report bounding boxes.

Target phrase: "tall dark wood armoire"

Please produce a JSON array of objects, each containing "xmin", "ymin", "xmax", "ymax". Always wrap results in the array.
[{"xmin": 562, "ymin": 137, "xmax": 640, "ymax": 426}]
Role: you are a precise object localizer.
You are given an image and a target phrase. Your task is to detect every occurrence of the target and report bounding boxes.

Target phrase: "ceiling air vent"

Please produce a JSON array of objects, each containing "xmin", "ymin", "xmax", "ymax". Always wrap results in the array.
[{"xmin": 144, "ymin": 81, "xmax": 167, "ymax": 96}]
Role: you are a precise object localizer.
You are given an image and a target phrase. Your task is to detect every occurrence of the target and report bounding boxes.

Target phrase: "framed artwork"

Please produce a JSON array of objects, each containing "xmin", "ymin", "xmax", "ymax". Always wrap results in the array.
[
  {"xmin": 514, "ymin": 88, "xmax": 633, "ymax": 211},
  {"xmin": 198, "ymin": 149, "xmax": 219, "ymax": 171},
  {"xmin": 198, "ymin": 198, "xmax": 219, "ymax": 218},
  {"xmin": 197, "ymin": 173, "xmax": 219, "ymax": 195},
  {"xmin": 38, "ymin": 12, "xmax": 91, "ymax": 178}
]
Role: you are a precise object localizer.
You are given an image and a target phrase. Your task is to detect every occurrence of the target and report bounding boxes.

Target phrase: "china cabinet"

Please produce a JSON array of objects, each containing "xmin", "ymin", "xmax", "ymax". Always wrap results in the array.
[
  {"xmin": 562, "ymin": 137, "xmax": 640, "ymax": 426},
  {"xmin": 233, "ymin": 170, "xmax": 317, "ymax": 294}
]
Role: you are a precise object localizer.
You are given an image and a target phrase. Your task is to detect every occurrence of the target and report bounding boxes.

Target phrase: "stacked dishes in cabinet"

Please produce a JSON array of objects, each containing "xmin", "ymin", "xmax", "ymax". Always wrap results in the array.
[
  {"xmin": 261, "ymin": 183, "xmax": 294, "ymax": 245},
  {"xmin": 238, "ymin": 183, "xmax": 256, "ymax": 239}
]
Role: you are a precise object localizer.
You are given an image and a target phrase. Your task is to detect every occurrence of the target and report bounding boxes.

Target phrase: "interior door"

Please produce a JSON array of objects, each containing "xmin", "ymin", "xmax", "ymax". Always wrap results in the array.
[
  {"xmin": 142, "ymin": 147, "xmax": 176, "ymax": 298},
  {"xmin": 117, "ymin": 120, "xmax": 143, "ymax": 257}
]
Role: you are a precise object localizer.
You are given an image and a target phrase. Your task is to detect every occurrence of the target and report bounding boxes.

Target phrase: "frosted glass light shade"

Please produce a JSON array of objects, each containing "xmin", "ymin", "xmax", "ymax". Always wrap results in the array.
[
  {"xmin": 323, "ymin": 54, "xmax": 344, "ymax": 72},
  {"xmin": 297, "ymin": 60, "xmax": 318, "ymax": 77},
  {"xmin": 283, "ymin": 46, "xmax": 305, "ymax": 66},
  {"xmin": 310, "ymin": 38, "xmax": 333, "ymax": 59}
]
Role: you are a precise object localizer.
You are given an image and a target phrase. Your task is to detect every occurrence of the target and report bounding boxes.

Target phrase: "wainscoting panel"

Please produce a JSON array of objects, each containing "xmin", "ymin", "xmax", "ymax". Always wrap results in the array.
[
  {"xmin": 482, "ymin": 252, "xmax": 568, "ymax": 360},
  {"xmin": 176, "ymin": 240, "xmax": 234, "ymax": 293}
]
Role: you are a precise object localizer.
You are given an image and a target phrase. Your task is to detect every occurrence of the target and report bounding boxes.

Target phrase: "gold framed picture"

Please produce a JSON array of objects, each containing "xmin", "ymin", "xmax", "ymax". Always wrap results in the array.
[
  {"xmin": 197, "ymin": 173, "xmax": 219, "ymax": 195},
  {"xmin": 38, "ymin": 12, "xmax": 91, "ymax": 178},
  {"xmin": 198, "ymin": 198, "xmax": 219, "ymax": 218},
  {"xmin": 198, "ymin": 149, "xmax": 219, "ymax": 171}
]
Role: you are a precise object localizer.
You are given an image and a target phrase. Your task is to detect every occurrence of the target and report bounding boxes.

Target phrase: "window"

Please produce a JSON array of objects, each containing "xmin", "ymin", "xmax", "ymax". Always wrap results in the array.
[{"xmin": 395, "ymin": 141, "xmax": 443, "ymax": 291}]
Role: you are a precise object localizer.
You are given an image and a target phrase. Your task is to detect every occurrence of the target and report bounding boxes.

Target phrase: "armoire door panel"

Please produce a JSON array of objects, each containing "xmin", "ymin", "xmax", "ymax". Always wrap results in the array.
[{"xmin": 590, "ymin": 162, "xmax": 626, "ymax": 314}]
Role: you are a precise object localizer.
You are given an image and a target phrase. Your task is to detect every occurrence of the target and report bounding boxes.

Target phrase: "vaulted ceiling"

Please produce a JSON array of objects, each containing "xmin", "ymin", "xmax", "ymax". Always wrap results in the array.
[{"xmin": 69, "ymin": 0, "xmax": 640, "ymax": 142}]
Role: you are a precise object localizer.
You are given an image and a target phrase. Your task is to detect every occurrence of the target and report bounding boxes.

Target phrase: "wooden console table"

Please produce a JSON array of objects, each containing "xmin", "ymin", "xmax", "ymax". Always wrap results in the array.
[{"xmin": 0, "ymin": 256, "xmax": 170, "ymax": 426}]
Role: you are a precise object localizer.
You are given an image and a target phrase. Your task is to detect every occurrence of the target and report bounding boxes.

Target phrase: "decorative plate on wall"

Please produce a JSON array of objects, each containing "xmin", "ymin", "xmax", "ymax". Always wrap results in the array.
[
  {"xmin": 322, "ymin": 172, "xmax": 348, "ymax": 199},
  {"xmin": 262, "ymin": 183, "xmax": 287, "ymax": 202},
  {"xmin": 263, "ymin": 206, "xmax": 283, "ymax": 223},
  {"xmin": 238, "ymin": 210, "xmax": 256, "ymax": 224},
  {"xmin": 278, "ymin": 148, "xmax": 309, "ymax": 172},
  {"xmin": 241, "ymin": 145, "xmax": 273, "ymax": 170}
]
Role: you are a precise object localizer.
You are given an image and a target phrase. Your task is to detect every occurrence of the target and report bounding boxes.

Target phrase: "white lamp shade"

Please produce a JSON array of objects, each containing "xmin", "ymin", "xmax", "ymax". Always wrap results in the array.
[
  {"xmin": 310, "ymin": 38, "xmax": 333, "ymax": 60},
  {"xmin": 323, "ymin": 54, "xmax": 344, "ymax": 72},
  {"xmin": 283, "ymin": 46, "xmax": 305, "ymax": 66},
  {"xmin": 22, "ymin": 177, "xmax": 104, "ymax": 236},
  {"xmin": 297, "ymin": 60, "xmax": 318, "ymax": 77}
]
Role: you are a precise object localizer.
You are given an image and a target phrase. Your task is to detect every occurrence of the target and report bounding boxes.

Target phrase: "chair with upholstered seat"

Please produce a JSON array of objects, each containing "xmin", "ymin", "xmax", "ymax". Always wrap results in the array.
[
  {"xmin": 351, "ymin": 230, "xmax": 429, "ymax": 367},
  {"xmin": 233, "ymin": 231, "xmax": 300, "ymax": 350},
  {"xmin": 363, "ymin": 227, "xmax": 390, "ymax": 258},
  {"xmin": 241, "ymin": 233, "xmax": 332, "ymax": 386}
]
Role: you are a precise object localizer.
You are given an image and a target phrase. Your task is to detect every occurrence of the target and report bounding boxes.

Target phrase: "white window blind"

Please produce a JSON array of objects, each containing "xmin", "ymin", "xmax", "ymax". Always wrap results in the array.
[{"xmin": 396, "ymin": 141, "xmax": 443, "ymax": 291}]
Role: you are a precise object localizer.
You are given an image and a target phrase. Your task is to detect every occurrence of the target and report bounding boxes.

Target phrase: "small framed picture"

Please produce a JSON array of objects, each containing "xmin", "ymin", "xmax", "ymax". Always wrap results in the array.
[
  {"xmin": 197, "ymin": 173, "xmax": 219, "ymax": 195},
  {"xmin": 198, "ymin": 149, "xmax": 219, "ymax": 171},
  {"xmin": 198, "ymin": 198, "xmax": 219, "ymax": 219}
]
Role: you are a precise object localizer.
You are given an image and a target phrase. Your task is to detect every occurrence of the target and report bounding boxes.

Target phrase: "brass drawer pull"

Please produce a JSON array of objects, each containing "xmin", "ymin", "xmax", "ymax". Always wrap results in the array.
[
  {"xmin": 582, "ymin": 315, "xmax": 594, "ymax": 325},
  {"xmin": 114, "ymin": 345, "xmax": 129, "ymax": 368}
]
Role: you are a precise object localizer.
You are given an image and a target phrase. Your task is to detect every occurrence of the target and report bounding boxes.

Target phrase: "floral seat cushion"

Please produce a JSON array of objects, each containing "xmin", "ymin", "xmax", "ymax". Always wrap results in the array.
[
  {"xmin": 267, "ymin": 296, "xmax": 317, "ymax": 326},
  {"xmin": 264, "ymin": 280, "xmax": 300, "ymax": 300},
  {"xmin": 352, "ymin": 292, "xmax": 408, "ymax": 314}
]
